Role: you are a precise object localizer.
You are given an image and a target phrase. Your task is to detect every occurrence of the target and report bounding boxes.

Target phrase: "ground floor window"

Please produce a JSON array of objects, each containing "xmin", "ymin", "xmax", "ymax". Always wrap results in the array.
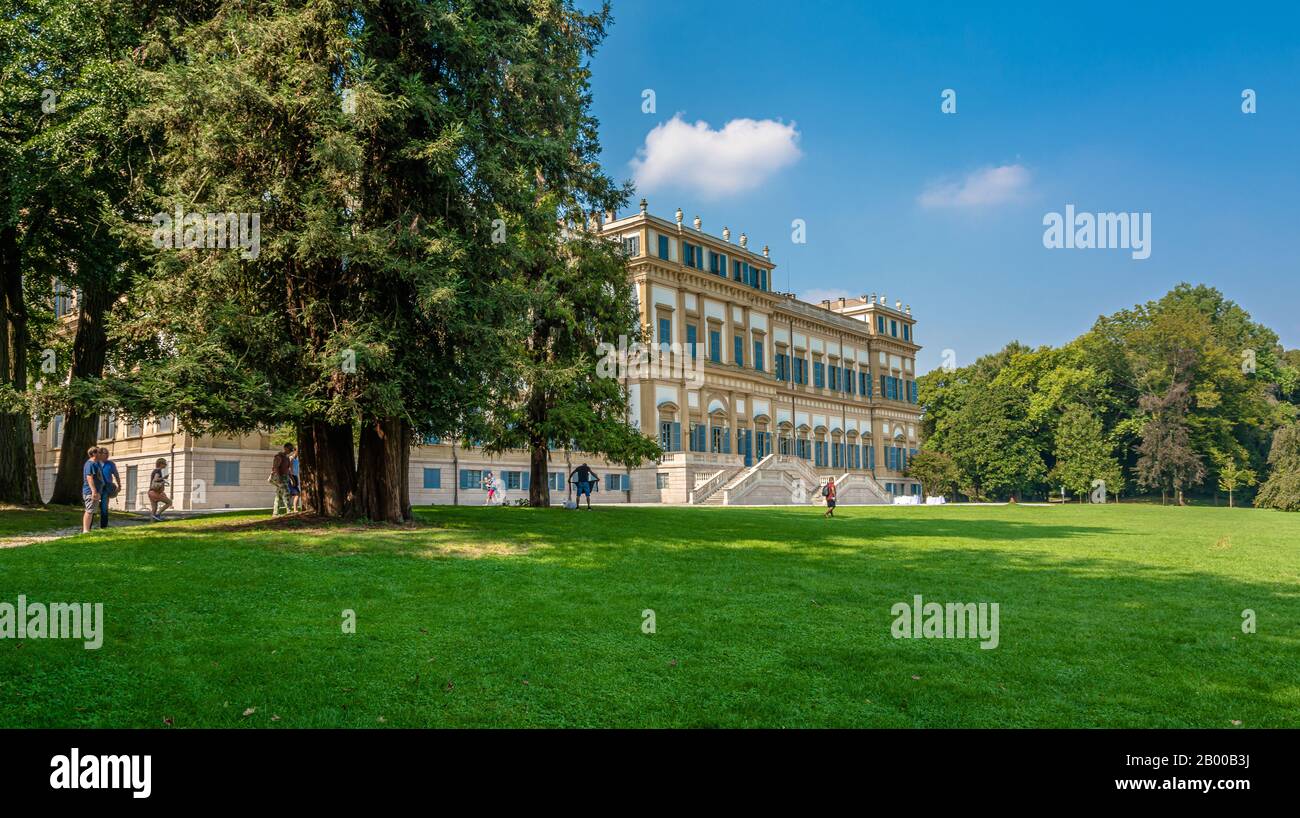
[
  {"xmin": 459, "ymin": 469, "xmax": 482, "ymax": 490},
  {"xmin": 423, "ymin": 468, "xmax": 441, "ymax": 489},
  {"xmin": 656, "ymin": 472, "xmax": 670, "ymax": 490},
  {"xmin": 214, "ymin": 460, "xmax": 240, "ymax": 486},
  {"xmin": 605, "ymin": 474, "xmax": 631, "ymax": 491}
]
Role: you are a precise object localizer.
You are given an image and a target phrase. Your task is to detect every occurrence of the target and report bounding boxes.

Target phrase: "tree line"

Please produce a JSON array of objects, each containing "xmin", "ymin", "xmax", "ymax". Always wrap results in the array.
[
  {"xmin": 908, "ymin": 284, "xmax": 1300, "ymax": 509},
  {"xmin": 1, "ymin": 0, "xmax": 657, "ymax": 519}
]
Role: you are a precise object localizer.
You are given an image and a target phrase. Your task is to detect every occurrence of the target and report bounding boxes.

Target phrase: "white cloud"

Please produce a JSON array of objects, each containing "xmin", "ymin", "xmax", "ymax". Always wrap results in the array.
[
  {"xmin": 918, "ymin": 164, "xmax": 1031, "ymax": 208},
  {"xmin": 800, "ymin": 288, "xmax": 853, "ymax": 305},
  {"xmin": 631, "ymin": 115, "xmax": 802, "ymax": 198}
]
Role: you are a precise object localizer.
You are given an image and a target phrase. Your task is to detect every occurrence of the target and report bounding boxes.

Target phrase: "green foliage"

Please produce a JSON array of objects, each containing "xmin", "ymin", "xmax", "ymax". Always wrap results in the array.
[
  {"xmin": 1049, "ymin": 404, "xmax": 1121, "ymax": 501},
  {"xmin": 904, "ymin": 448, "xmax": 960, "ymax": 499},
  {"xmin": 919, "ymin": 284, "xmax": 1296, "ymax": 503},
  {"xmin": 1257, "ymin": 424, "xmax": 1300, "ymax": 511}
]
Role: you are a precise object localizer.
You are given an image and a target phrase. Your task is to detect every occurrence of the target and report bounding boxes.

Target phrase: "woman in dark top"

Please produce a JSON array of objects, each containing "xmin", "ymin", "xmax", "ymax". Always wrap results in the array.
[
  {"xmin": 147, "ymin": 458, "xmax": 173, "ymax": 521},
  {"xmin": 823, "ymin": 477, "xmax": 837, "ymax": 518}
]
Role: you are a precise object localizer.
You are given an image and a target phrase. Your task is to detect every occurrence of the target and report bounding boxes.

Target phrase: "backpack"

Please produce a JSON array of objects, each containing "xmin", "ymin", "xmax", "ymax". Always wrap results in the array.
[{"xmin": 821, "ymin": 484, "xmax": 830, "ymax": 497}]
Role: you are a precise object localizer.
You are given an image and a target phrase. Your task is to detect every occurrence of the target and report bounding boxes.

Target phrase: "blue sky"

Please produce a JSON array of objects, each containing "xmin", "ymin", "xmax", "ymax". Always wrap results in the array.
[{"xmin": 583, "ymin": 0, "xmax": 1300, "ymax": 373}]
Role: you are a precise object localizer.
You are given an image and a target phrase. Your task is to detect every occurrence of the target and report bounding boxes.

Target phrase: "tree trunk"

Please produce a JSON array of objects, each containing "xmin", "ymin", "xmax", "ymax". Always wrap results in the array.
[
  {"xmin": 356, "ymin": 415, "xmax": 405, "ymax": 523},
  {"xmin": 0, "ymin": 223, "xmax": 41, "ymax": 505},
  {"xmin": 50, "ymin": 278, "xmax": 114, "ymax": 504},
  {"xmin": 528, "ymin": 439, "xmax": 550, "ymax": 507},
  {"xmin": 297, "ymin": 419, "xmax": 356, "ymax": 517}
]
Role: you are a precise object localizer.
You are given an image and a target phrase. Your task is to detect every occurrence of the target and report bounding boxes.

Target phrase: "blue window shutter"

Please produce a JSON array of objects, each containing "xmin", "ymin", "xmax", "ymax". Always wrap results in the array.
[
  {"xmin": 658, "ymin": 235, "xmax": 669, "ymax": 259},
  {"xmin": 672, "ymin": 422, "xmax": 681, "ymax": 451}
]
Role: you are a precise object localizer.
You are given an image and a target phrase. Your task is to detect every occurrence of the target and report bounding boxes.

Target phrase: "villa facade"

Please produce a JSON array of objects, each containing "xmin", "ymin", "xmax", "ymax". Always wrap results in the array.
[{"xmin": 33, "ymin": 204, "xmax": 923, "ymax": 509}]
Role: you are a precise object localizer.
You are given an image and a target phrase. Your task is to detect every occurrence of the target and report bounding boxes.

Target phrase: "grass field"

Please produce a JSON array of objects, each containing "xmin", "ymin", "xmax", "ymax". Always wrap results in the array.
[
  {"xmin": 0, "ymin": 503, "xmax": 133, "ymax": 538},
  {"xmin": 1, "ymin": 503, "xmax": 1297, "ymax": 728}
]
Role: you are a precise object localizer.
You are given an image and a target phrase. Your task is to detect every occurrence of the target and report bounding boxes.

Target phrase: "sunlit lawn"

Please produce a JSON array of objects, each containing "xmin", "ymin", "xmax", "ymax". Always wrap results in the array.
[{"xmin": 1, "ymin": 503, "xmax": 1297, "ymax": 727}]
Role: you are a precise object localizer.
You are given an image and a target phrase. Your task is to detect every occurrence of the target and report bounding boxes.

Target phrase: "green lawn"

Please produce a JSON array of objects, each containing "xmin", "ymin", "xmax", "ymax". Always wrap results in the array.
[
  {"xmin": 0, "ymin": 503, "xmax": 133, "ymax": 538},
  {"xmin": 1, "ymin": 503, "xmax": 1297, "ymax": 727}
]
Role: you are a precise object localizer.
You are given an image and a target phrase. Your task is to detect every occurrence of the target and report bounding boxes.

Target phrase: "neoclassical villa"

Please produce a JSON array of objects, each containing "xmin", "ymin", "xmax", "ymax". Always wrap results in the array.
[{"xmin": 32, "ymin": 204, "xmax": 923, "ymax": 509}]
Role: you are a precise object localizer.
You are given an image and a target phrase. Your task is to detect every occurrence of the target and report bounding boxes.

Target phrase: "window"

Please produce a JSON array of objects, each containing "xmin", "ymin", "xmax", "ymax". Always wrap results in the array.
[
  {"xmin": 684, "ymin": 243, "xmax": 696, "ymax": 267},
  {"xmin": 503, "ymin": 470, "xmax": 528, "ymax": 490},
  {"xmin": 659, "ymin": 421, "xmax": 681, "ymax": 451},
  {"xmin": 459, "ymin": 469, "xmax": 483, "ymax": 490},
  {"xmin": 709, "ymin": 329, "xmax": 722, "ymax": 363},
  {"xmin": 622, "ymin": 236, "xmax": 640, "ymax": 257},
  {"xmin": 813, "ymin": 362, "xmax": 825, "ymax": 389},
  {"xmin": 53, "ymin": 414, "xmax": 64, "ymax": 449},
  {"xmin": 732, "ymin": 260, "xmax": 742, "ymax": 280},
  {"xmin": 774, "ymin": 352, "xmax": 786, "ymax": 380},
  {"xmin": 890, "ymin": 320, "xmax": 898, "ymax": 337},
  {"xmin": 214, "ymin": 460, "xmax": 240, "ymax": 486},
  {"xmin": 759, "ymin": 269, "xmax": 768, "ymax": 291},
  {"xmin": 549, "ymin": 472, "xmax": 565, "ymax": 491},
  {"xmin": 753, "ymin": 340, "xmax": 764, "ymax": 372},
  {"xmin": 423, "ymin": 468, "xmax": 441, "ymax": 489},
  {"xmin": 657, "ymin": 235, "xmax": 669, "ymax": 260},
  {"xmin": 605, "ymin": 474, "xmax": 630, "ymax": 491},
  {"xmin": 688, "ymin": 422, "xmax": 706, "ymax": 452},
  {"xmin": 658, "ymin": 316, "xmax": 671, "ymax": 345},
  {"xmin": 656, "ymin": 473, "xmax": 670, "ymax": 490},
  {"xmin": 903, "ymin": 324, "xmax": 911, "ymax": 341},
  {"xmin": 829, "ymin": 365, "xmax": 839, "ymax": 391},
  {"xmin": 157, "ymin": 416, "xmax": 174, "ymax": 433},
  {"xmin": 733, "ymin": 335, "xmax": 744, "ymax": 367},
  {"xmin": 423, "ymin": 434, "xmax": 442, "ymax": 445},
  {"xmin": 686, "ymin": 324, "xmax": 698, "ymax": 359},
  {"xmin": 877, "ymin": 316, "xmax": 885, "ymax": 334}
]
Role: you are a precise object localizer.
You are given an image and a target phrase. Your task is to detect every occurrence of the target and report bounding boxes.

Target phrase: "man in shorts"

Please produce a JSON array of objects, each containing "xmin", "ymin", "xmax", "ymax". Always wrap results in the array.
[
  {"xmin": 81, "ymin": 446, "xmax": 103, "ymax": 534},
  {"xmin": 569, "ymin": 463, "xmax": 598, "ymax": 510}
]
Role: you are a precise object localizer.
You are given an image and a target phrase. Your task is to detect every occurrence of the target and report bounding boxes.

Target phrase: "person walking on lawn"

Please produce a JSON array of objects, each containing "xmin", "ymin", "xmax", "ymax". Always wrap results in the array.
[
  {"xmin": 147, "ymin": 458, "xmax": 173, "ymax": 521},
  {"xmin": 823, "ymin": 477, "xmax": 837, "ymax": 518}
]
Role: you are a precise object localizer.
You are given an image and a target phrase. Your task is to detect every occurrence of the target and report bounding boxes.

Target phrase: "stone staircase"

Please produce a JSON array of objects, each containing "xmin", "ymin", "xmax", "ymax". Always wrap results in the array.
[
  {"xmin": 696, "ymin": 457, "xmax": 895, "ymax": 506},
  {"xmin": 822, "ymin": 471, "xmax": 892, "ymax": 505},
  {"xmin": 688, "ymin": 466, "xmax": 744, "ymax": 505}
]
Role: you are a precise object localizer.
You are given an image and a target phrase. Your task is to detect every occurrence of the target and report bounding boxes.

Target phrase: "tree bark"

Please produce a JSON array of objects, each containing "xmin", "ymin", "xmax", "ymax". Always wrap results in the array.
[
  {"xmin": 0, "ymin": 223, "xmax": 41, "ymax": 505},
  {"xmin": 356, "ymin": 415, "xmax": 406, "ymax": 523},
  {"xmin": 297, "ymin": 419, "xmax": 356, "ymax": 518},
  {"xmin": 529, "ymin": 439, "xmax": 550, "ymax": 507},
  {"xmin": 527, "ymin": 384, "xmax": 550, "ymax": 507},
  {"xmin": 50, "ymin": 277, "xmax": 114, "ymax": 504}
]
